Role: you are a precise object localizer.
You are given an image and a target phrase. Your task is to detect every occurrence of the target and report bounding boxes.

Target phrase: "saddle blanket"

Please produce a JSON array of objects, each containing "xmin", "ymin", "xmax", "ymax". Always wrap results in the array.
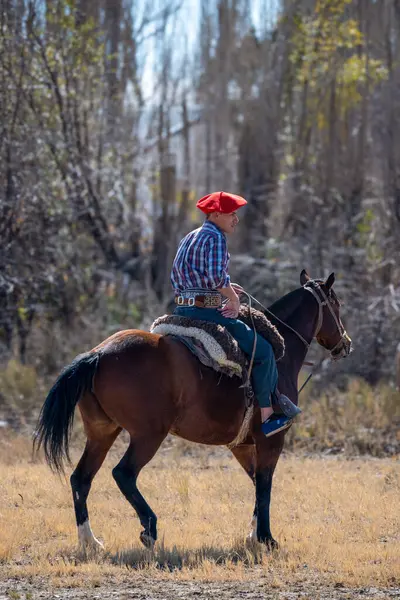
[{"xmin": 150, "ymin": 305, "xmax": 285, "ymax": 381}]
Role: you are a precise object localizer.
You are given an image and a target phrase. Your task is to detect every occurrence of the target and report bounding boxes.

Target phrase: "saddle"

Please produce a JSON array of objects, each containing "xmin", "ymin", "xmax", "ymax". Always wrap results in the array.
[{"xmin": 150, "ymin": 305, "xmax": 285, "ymax": 387}]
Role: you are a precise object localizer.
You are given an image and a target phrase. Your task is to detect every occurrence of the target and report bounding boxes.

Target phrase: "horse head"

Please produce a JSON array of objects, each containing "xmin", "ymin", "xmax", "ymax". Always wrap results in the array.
[{"xmin": 300, "ymin": 269, "xmax": 352, "ymax": 361}]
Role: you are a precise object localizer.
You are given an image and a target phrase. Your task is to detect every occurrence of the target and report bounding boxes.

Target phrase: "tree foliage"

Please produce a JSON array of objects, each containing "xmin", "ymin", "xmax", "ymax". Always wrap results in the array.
[{"xmin": 0, "ymin": 0, "xmax": 399, "ymax": 386}]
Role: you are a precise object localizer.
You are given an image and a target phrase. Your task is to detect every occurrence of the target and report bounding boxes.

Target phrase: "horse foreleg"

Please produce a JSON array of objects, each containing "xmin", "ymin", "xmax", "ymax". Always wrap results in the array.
[
  {"xmin": 112, "ymin": 433, "xmax": 167, "ymax": 549},
  {"xmin": 71, "ymin": 429, "xmax": 121, "ymax": 553},
  {"xmin": 254, "ymin": 434, "xmax": 285, "ymax": 549},
  {"xmin": 229, "ymin": 443, "xmax": 258, "ymax": 541}
]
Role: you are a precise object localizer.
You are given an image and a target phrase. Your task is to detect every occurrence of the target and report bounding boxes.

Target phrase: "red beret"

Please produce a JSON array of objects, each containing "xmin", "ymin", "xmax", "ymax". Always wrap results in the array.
[{"xmin": 196, "ymin": 191, "xmax": 247, "ymax": 214}]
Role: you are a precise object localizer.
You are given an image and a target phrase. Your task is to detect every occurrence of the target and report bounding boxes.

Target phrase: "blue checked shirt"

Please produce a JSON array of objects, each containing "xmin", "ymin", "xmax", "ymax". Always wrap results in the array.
[{"xmin": 171, "ymin": 221, "xmax": 231, "ymax": 294}]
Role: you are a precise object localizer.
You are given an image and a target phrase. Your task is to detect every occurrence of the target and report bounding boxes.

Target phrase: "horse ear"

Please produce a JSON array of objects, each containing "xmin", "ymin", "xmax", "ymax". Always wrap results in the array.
[
  {"xmin": 325, "ymin": 272, "xmax": 335, "ymax": 290},
  {"xmin": 300, "ymin": 269, "xmax": 311, "ymax": 286}
]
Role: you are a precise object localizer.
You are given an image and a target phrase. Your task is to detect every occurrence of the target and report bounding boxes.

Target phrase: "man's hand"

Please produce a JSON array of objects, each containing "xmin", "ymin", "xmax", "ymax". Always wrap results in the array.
[
  {"xmin": 218, "ymin": 283, "xmax": 241, "ymax": 318},
  {"xmin": 220, "ymin": 295, "xmax": 240, "ymax": 318}
]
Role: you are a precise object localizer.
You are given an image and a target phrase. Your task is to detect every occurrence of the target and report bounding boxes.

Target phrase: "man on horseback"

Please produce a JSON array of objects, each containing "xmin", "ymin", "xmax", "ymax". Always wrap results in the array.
[{"xmin": 171, "ymin": 190, "xmax": 295, "ymax": 437}]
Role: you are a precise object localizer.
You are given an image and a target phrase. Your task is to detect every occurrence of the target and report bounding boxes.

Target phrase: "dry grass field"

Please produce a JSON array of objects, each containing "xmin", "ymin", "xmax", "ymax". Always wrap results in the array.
[{"xmin": 0, "ymin": 431, "xmax": 399, "ymax": 600}]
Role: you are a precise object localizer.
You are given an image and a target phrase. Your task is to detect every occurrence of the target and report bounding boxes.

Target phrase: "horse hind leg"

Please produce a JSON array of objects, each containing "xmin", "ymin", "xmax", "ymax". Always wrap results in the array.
[
  {"xmin": 70, "ymin": 393, "xmax": 121, "ymax": 553},
  {"xmin": 112, "ymin": 432, "xmax": 167, "ymax": 549}
]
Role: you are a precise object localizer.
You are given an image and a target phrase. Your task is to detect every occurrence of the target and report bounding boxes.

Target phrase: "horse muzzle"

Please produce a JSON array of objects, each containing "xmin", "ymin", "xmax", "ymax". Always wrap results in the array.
[{"xmin": 330, "ymin": 331, "xmax": 353, "ymax": 361}]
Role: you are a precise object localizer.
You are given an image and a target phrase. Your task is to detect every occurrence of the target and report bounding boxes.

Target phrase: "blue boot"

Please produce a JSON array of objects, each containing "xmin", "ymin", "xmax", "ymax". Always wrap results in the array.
[{"xmin": 262, "ymin": 414, "xmax": 293, "ymax": 437}]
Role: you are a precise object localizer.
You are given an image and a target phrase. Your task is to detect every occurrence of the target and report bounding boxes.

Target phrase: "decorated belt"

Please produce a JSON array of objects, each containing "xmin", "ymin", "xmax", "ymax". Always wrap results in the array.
[{"xmin": 174, "ymin": 292, "xmax": 222, "ymax": 309}]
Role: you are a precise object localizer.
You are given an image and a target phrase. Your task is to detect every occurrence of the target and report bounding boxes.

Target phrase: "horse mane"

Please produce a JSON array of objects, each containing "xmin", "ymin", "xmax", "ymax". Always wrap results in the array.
[{"xmin": 267, "ymin": 287, "xmax": 305, "ymax": 323}]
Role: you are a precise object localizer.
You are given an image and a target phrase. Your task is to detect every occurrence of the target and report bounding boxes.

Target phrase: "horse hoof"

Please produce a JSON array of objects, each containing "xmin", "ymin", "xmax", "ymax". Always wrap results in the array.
[
  {"xmin": 94, "ymin": 538, "xmax": 105, "ymax": 551},
  {"xmin": 265, "ymin": 537, "xmax": 279, "ymax": 551},
  {"xmin": 79, "ymin": 537, "xmax": 104, "ymax": 554},
  {"xmin": 140, "ymin": 531, "xmax": 155, "ymax": 549},
  {"xmin": 78, "ymin": 522, "xmax": 104, "ymax": 554}
]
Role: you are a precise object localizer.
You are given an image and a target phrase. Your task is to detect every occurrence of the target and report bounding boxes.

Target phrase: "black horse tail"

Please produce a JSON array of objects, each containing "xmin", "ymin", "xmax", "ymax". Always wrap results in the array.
[{"xmin": 34, "ymin": 351, "xmax": 100, "ymax": 474}]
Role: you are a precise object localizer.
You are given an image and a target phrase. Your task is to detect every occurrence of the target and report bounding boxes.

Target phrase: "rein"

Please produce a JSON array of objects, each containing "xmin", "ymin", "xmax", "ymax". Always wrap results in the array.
[
  {"xmin": 245, "ymin": 291, "xmax": 310, "ymax": 349},
  {"xmin": 239, "ymin": 280, "xmax": 349, "ymax": 394},
  {"xmin": 245, "ymin": 280, "xmax": 348, "ymax": 354}
]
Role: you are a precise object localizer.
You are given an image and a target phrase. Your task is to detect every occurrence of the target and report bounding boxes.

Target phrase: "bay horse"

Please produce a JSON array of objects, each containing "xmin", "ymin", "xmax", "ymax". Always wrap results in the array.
[{"xmin": 34, "ymin": 270, "xmax": 352, "ymax": 552}]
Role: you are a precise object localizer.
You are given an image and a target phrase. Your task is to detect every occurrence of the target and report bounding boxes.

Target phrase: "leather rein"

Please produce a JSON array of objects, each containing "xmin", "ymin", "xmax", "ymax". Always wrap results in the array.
[
  {"xmin": 239, "ymin": 280, "xmax": 349, "ymax": 392},
  {"xmin": 245, "ymin": 280, "xmax": 348, "ymax": 356}
]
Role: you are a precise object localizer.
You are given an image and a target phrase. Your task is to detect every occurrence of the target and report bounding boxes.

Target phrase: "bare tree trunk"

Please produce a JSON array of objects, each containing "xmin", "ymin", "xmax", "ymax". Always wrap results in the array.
[
  {"xmin": 214, "ymin": 0, "xmax": 234, "ymax": 188},
  {"xmin": 104, "ymin": 0, "xmax": 122, "ymax": 131},
  {"xmin": 177, "ymin": 95, "xmax": 191, "ymax": 233}
]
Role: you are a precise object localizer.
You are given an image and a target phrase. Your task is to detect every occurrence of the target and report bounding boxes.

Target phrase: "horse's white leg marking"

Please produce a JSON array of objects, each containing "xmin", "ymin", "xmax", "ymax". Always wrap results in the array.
[
  {"xmin": 78, "ymin": 520, "xmax": 104, "ymax": 551},
  {"xmin": 247, "ymin": 515, "xmax": 258, "ymax": 543}
]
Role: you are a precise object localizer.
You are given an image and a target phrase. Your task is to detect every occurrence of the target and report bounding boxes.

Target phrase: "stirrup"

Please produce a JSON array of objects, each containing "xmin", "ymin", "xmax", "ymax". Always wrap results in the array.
[{"xmin": 276, "ymin": 393, "xmax": 302, "ymax": 418}]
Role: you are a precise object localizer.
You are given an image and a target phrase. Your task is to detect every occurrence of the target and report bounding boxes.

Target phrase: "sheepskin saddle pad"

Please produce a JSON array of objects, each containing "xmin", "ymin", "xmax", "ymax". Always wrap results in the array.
[{"xmin": 150, "ymin": 305, "xmax": 285, "ymax": 381}]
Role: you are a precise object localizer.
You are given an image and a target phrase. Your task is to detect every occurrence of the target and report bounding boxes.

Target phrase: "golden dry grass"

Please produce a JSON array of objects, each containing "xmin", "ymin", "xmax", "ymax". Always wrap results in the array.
[{"xmin": 0, "ymin": 433, "xmax": 399, "ymax": 590}]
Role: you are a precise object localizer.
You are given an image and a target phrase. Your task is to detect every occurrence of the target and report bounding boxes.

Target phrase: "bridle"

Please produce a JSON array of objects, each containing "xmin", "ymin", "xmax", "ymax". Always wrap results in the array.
[
  {"xmin": 245, "ymin": 279, "xmax": 350, "ymax": 359},
  {"xmin": 239, "ymin": 280, "xmax": 350, "ymax": 392},
  {"xmin": 302, "ymin": 280, "xmax": 350, "ymax": 358}
]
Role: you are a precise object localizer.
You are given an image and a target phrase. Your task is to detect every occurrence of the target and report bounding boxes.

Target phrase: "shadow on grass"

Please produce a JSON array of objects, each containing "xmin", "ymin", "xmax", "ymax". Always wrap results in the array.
[{"xmin": 107, "ymin": 538, "xmax": 281, "ymax": 571}]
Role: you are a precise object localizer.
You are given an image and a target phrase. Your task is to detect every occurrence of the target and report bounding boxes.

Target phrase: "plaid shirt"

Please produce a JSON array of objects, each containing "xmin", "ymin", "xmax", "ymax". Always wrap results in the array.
[{"xmin": 171, "ymin": 221, "xmax": 230, "ymax": 294}]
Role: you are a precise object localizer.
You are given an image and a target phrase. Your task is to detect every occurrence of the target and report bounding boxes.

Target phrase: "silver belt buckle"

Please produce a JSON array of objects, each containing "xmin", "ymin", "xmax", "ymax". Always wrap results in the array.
[
  {"xmin": 177, "ymin": 295, "xmax": 184, "ymax": 305},
  {"xmin": 188, "ymin": 297, "xmax": 195, "ymax": 307}
]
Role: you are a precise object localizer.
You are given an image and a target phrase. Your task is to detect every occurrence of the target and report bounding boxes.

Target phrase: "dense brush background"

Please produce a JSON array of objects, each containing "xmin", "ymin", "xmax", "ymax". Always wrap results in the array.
[{"xmin": 1, "ymin": 0, "xmax": 400, "ymax": 453}]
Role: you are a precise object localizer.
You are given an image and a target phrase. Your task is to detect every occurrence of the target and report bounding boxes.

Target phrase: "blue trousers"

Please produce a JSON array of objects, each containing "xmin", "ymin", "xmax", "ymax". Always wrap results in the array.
[{"xmin": 174, "ymin": 307, "xmax": 278, "ymax": 408}]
